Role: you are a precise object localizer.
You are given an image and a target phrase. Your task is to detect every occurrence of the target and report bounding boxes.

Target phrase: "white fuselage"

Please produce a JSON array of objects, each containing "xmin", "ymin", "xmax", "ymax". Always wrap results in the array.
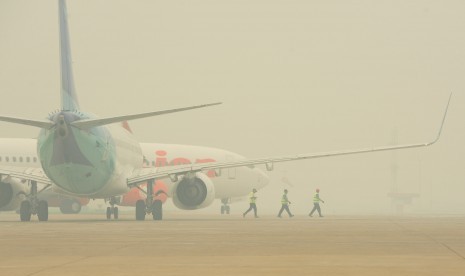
[
  {"xmin": 0, "ymin": 138, "xmax": 39, "ymax": 168},
  {"xmin": 0, "ymin": 136, "xmax": 269, "ymax": 201},
  {"xmin": 139, "ymin": 143, "xmax": 269, "ymax": 199}
]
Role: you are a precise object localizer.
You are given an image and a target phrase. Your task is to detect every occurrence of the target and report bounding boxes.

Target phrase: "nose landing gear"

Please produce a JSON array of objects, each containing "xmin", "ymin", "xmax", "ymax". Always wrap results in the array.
[
  {"xmin": 220, "ymin": 198, "xmax": 231, "ymax": 215},
  {"xmin": 105, "ymin": 196, "xmax": 119, "ymax": 220}
]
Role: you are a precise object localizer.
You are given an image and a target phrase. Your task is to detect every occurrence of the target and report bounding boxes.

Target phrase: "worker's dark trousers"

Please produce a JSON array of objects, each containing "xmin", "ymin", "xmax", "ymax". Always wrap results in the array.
[
  {"xmin": 278, "ymin": 204, "xmax": 293, "ymax": 217},
  {"xmin": 309, "ymin": 203, "xmax": 322, "ymax": 217},
  {"xmin": 244, "ymin": 203, "xmax": 257, "ymax": 217}
]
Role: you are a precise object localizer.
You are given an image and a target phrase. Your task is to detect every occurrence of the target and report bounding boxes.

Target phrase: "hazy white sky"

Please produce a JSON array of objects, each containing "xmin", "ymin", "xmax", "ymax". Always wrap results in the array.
[{"xmin": 1, "ymin": 0, "xmax": 464, "ymax": 215}]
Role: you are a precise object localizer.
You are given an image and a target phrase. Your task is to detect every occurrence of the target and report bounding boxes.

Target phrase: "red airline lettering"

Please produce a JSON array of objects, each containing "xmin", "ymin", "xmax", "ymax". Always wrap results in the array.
[{"xmin": 152, "ymin": 150, "xmax": 217, "ymax": 178}]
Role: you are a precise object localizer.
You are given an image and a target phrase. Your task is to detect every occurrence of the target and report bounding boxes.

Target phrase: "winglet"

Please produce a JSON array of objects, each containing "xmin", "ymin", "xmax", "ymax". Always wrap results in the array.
[{"xmin": 426, "ymin": 93, "xmax": 451, "ymax": 146}]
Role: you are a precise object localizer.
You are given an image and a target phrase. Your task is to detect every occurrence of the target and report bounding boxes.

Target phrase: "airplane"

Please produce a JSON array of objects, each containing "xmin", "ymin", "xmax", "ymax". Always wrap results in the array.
[
  {"xmin": 0, "ymin": 135, "xmax": 266, "ymax": 217},
  {"xmin": 0, "ymin": 0, "xmax": 450, "ymax": 222}
]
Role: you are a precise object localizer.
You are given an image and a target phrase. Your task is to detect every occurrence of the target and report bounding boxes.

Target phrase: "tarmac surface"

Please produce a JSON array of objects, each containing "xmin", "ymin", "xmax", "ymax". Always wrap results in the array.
[{"xmin": 1, "ymin": 212, "xmax": 465, "ymax": 276}]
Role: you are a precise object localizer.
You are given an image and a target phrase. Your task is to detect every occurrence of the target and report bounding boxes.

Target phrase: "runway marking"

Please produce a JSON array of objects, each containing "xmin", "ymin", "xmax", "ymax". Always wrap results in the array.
[
  {"xmin": 440, "ymin": 242, "xmax": 465, "ymax": 260},
  {"xmin": 391, "ymin": 219, "xmax": 465, "ymax": 261}
]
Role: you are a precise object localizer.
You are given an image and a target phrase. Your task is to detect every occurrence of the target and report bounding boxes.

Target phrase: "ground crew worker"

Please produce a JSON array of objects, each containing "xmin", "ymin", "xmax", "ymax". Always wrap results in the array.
[
  {"xmin": 309, "ymin": 188, "xmax": 324, "ymax": 217},
  {"xmin": 243, "ymin": 188, "xmax": 258, "ymax": 218},
  {"xmin": 278, "ymin": 189, "xmax": 294, "ymax": 218}
]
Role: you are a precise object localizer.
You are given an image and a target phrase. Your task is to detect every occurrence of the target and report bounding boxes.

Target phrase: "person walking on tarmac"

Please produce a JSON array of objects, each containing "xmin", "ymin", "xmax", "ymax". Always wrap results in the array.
[
  {"xmin": 309, "ymin": 188, "xmax": 325, "ymax": 217},
  {"xmin": 243, "ymin": 188, "xmax": 259, "ymax": 218},
  {"xmin": 278, "ymin": 189, "xmax": 294, "ymax": 218}
]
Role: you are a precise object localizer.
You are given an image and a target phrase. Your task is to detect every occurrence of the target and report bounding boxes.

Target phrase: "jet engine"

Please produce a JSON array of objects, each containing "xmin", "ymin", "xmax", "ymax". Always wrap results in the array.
[
  {"xmin": 0, "ymin": 178, "xmax": 28, "ymax": 211},
  {"xmin": 172, "ymin": 172, "xmax": 215, "ymax": 210}
]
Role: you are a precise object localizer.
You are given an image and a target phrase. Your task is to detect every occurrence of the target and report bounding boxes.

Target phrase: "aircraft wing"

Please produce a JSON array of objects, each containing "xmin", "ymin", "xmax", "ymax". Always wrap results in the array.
[
  {"xmin": 128, "ymin": 94, "xmax": 450, "ymax": 187},
  {"xmin": 127, "ymin": 140, "xmax": 438, "ymax": 186},
  {"xmin": 0, "ymin": 166, "xmax": 52, "ymax": 184}
]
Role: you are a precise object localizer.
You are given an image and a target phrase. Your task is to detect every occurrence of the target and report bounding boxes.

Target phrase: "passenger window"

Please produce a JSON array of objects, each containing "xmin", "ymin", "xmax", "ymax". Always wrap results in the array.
[
  {"xmin": 33, "ymin": 157, "xmax": 37, "ymax": 163},
  {"xmin": 0, "ymin": 157, "xmax": 2, "ymax": 162},
  {"xmin": 6, "ymin": 157, "xmax": 9, "ymax": 162},
  {"xmin": 26, "ymin": 157, "xmax": 30, "ymax": 162},
  {"xmin": 19, "ymin": 157, "xmax": 23, "ymax": 162},
  {"xmin": 13, "ymin": 157, "xmax": 16, "ymax": 162}
]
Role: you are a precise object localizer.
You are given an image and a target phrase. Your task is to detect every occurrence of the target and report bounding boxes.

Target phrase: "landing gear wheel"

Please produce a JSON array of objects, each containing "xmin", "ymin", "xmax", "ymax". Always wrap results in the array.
[
  {"xmin": 152, "ymin": 200, "xmax": 163, "ymax": 221},
  {"xmin": 60, "ymin": 199, "xmax": 82, "ymax": 214},
  {"xmin": 70, "ymin": 200, "xmax": 82, "ymax": 214},
  {"xmin": 135, "ymin": 200, "xmax": 146, "ymax": 221},
  {"xmin": 220, "ymin": 198, "xmax": 231, "ymax": 215},
  {"xmin": 106, "ymin": 207, "xmax": 112, "ymax": 220},
  {"xmin": 20, "ymin": 201, "xmax": 32, "ymax": 222},
  {"xmin": 37, "ymin": 200, "xmax": 48, "ymax": 221},
  {"xmin": 221, "ymin": 205, "xmax": 230, "ymax": 215},
  {"xmin": 113, "ymin": 207, "xmax": 119, "ymax": 220},
  {"xmin": 59, "ymin": 201, "xmax": 69, "ymax": 214}
]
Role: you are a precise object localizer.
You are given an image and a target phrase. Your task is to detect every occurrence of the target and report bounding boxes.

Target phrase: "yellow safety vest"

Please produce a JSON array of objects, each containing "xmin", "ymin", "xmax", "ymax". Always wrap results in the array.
[
  {"xmin": 249, "ymin": 192, "xmax": 257, "ymax": 204},
  {"xmin": 281, "ymin": 194, "xmax": 289, "ymax": 205},
  {"xmin": 313, "ymin": 192, "xmax": 321, "ymax": 203}
]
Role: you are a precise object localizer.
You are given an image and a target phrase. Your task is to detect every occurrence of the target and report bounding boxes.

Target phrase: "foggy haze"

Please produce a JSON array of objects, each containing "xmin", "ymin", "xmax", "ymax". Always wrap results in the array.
[{"xmin": 0, "ymin": 0, "xmax": 464, "ymax": 215}]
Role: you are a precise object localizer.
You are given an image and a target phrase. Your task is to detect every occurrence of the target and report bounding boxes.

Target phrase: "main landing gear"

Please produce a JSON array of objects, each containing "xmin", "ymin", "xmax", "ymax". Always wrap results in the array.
[
  {"xmin": 135, "ymin": 179, "xmax": 163, "ymax": 221},
  {"xmin": 20, "ymin": 181, "xmax": 50, "ymax": 222},
  {"xmin": 220, "ymin": 198, "xmax": 231, "ymax": 215},
  {"xmin": 106, "ymin": 196, "xmax": 119, "ymax": 220}
]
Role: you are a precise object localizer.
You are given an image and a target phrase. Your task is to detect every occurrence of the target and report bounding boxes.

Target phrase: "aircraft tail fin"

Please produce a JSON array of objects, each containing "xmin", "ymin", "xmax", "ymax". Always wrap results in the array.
[{"xmin": 59, "ymin": 0, "xmax": 80, "ymax": 111}]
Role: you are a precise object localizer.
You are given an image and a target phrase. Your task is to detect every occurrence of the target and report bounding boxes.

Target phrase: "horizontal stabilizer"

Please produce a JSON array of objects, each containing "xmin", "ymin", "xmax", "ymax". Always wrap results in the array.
[
  {"xmin": 0, "ymin": 115, "xmax": 54, "ymax": 129},
  {"xmin": 71, "ymin": 102, "xmax": 222, "ymax": 129}
]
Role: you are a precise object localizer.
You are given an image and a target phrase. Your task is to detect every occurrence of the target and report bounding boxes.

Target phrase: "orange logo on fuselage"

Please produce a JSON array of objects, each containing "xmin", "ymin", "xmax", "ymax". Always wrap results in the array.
[{"xmin": 148, "ymin": 150, "xmax": 217, "ymax": 178}]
